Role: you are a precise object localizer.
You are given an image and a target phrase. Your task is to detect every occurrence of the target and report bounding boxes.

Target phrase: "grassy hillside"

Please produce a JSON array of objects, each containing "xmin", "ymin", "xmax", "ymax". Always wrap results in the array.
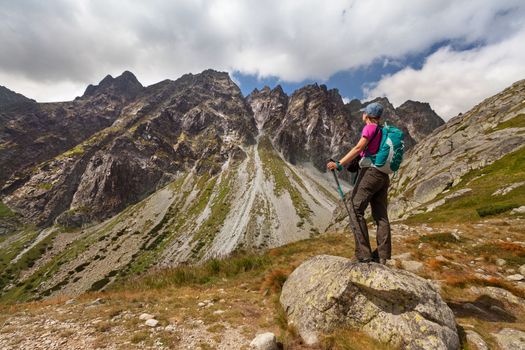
[{"xmin": 404, "ymin": 145, "xmax": 525, "ymax": 224}]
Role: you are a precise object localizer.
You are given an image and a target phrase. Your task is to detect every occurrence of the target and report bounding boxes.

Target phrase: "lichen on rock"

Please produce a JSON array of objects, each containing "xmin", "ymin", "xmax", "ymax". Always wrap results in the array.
[{"xmin": 280, "ymin": 254, "xmax": 459, "ymax": 349}]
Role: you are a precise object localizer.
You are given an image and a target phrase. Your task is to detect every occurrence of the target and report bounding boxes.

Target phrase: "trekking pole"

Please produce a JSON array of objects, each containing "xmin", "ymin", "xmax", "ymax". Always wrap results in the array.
[{"xmin": 329, "ymin": 158, "xmax": 353, "ymax": 221}]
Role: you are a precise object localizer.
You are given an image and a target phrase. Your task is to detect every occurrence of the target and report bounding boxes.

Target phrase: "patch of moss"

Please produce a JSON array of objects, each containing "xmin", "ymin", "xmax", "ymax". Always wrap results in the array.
[
  {"xmin": 486, "ymin": 114, "xmax": 525, "ymax": 134},
  {"xmin": 60, "ymin": 144, "xmax": 85, "ymax": 158},
  {"xmin": 0, "ymin": 202, "xmax": 15, "ymax": 217},
  {"xmin": 37, "ymin": 183, "xmax": 53, "ymax": 191}
]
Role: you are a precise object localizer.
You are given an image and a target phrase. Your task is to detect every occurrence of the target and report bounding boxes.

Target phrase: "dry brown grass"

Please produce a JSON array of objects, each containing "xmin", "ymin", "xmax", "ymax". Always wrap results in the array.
[
  {"xmin": 441, "ymin": 271, "xmax": 525, "ymax": 298},
  {"xmin": 425, "ymin": 258, "xmax": 446, "ymax": 271},
  {"xmin": 496, "ymin": 241, "xmax": 525, "ymax": 254},
  {"xmin": 321, "ymin": 328, "xmax": 398, "ymax": 350},
  {"xmin": 260, "ymin": 268, "xmax": 294, "ymax": 295}
]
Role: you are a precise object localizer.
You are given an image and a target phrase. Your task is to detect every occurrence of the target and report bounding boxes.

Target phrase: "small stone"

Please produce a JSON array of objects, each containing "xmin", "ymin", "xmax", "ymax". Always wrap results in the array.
[
  {"xmin": 145, "ymin": 319, "xmax": 159, "ymax": 327},
  {"xmin": 392, "ymin": 252, "xmax": 412, "ymax": 261},
  {"xmin": 512, "ymin": 206, "xmax": 525, "ymax": 214},
  {"xmin": 465, "ymin": 330, "xmax": 488, "ymax": 350},
  {"xmin": 165, "ymin": 325, "xmax": 176, "ymax": 332},
  {"xmin": 490, "ymin": 305, "xmax": 507, "ymax": 314},
  {"xmin": 507, "ymin": 274, "xmax": 524, "ymax": 281},
  {"xmin": 495, "ymin": 258, "xmax": 506, "ymax": 266},
  {"xmin": 213, "ymin": 310, "xmax": 225, "ymax": 315},
  {"xmin": 451, "ymin": 232, "xmax": 461, "ymax": 241},
  {"xmin": 519, "ymin": 264, "xmax": 525, "ymax": 275},
  {"xmin": 463, "ymin": 303, "xmax": 487, "ymax": 315},
  {"xmin": 249, "ymin": 332, "xmax": 278, "ymax": 350},
  {"xmin": 197, "ymin": 302, "xmax": 206, "ymax": 307},
  {"xmin": 88, "ymin": 298, "xmax": 104, "ymax": 306},
  {"xmin": 65, "ymin": 299, "xmax": 76, "ymax": 305},
  {"xmin": 139, "ymin": 313, "xmax": 154, "ymax": 320},
  {"xmin": 401, "ymin": 260, "xmax": 424, "ymax": 273}
]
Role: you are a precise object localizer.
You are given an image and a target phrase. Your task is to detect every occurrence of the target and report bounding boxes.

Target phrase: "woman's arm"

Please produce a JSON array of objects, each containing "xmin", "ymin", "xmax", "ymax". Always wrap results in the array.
[{"xmin": 327, "ymin": 136, "xmax": 369, "ymax": 170}]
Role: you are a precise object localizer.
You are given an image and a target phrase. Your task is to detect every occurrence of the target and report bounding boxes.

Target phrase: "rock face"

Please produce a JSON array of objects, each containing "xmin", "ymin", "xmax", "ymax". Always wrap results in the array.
[
  {"xmin": 396, "ymin": 100, "xmax": 444, "ymax": 143},
  {"xmin": 280, "ymin": 255, "xmax": 459, "ymax": 349},
  {"xmin": 246, "ymin": 85, "xmax": 288, "ymax": 131},
  {"xmin": 390, "ymin": 79, "xmax": 525, "ymax": 219},
  {"xmin": 257, "ymin": 83, "xmax": 355, "ymax": 171}
]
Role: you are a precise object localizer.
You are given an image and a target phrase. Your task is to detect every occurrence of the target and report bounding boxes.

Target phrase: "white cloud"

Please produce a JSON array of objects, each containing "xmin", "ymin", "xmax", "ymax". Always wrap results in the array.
[
  {"xmin": 365, "ymin": 27, "xmax": 525, "ymax": 120},
  {"xmin": 1, "ymin": 0, "xmax": 524, "ymax": 101}
]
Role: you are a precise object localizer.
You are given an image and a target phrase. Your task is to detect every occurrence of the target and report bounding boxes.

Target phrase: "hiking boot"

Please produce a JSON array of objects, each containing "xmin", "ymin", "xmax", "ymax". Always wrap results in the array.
[{"xmin": 350, "ymin": 256, "xmax": 373, "ymax": 263}]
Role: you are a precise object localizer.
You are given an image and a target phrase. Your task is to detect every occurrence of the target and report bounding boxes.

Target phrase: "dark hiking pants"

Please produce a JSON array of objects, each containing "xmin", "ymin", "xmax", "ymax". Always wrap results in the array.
[{"xmin": 348, "ymin": 167, "xmax": 391, "ymax": 260}]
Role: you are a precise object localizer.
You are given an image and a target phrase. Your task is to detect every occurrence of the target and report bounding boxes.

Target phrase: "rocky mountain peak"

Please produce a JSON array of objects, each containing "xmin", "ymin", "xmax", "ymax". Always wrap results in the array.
[
  {"xmin": 395, "ymin": 100, "xmax": 444, "ymax": 142},
  {"xmin": 246, "ymin": 83, "xmax": 288, "ymax": 131},
  {"xmin": 80, "ymin": 70, "xmax": 144, "ymax": 100}
]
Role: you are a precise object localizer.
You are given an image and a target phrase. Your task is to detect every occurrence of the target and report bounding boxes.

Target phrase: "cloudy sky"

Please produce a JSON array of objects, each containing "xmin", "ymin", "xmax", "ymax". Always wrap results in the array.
[{"xmin": 1, "ymin": 0, "xmax": 525, "ymax": 119}]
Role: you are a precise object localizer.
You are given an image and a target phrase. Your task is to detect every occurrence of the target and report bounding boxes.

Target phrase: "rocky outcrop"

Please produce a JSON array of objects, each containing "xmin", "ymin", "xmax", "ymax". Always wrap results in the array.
[
  {"xmin": 78, "ymin": 70, "xmax": 144, "ymax": 101},
  {"xmin": 390, "ymin": 79, "xmax": 525, "ymax": 220},
  {"xmin": 396, "ymin": 100, "xmax": 445, "ymax": 143},
  {"xmin": 280, "ymin": 255, "xmax": 459, "ymax": 349},
  {"xmin": 263, "ymin": 84, "xmax": 358, "ymax": 171},
  {"xmin": 246, "ymin": 85, "xmax": 288, "ymax": 131}
]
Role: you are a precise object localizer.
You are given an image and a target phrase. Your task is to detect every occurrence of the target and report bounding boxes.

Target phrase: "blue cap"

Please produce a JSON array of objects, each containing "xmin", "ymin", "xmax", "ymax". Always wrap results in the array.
[{"xmin": 360, "ymin": 102, "xmax": 384, "ymax": 118}]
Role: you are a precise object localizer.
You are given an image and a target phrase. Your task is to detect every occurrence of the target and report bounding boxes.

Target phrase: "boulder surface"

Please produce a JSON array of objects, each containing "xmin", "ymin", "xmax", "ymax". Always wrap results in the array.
[{"xmin": 280, "ymin": 255, "xmax": 459, "ymax": 349}]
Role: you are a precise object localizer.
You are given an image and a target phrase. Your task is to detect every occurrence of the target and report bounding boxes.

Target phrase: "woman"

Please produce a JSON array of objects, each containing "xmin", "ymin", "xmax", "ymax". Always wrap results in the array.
[{"xmin": 327, "ymin": 102, "xmax": 391, "ymax": 264}]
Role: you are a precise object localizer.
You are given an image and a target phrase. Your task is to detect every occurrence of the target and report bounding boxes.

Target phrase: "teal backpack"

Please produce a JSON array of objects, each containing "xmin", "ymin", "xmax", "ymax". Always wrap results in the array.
[{"xmin": 370, "ymin": 122, "xmax": 405, "ymax": 174}]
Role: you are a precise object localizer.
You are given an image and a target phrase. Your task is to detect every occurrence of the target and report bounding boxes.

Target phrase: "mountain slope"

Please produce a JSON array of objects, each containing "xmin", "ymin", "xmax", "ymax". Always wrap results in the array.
[
  {"xmin": 2, "ymin": 70, "xmax": 256, "ymax": 227},
  {"xmin": 0, "ymin": 72, "xmax": 142, "ymax": 189},
  {"xmin": 0, "ymin": 134, "xmax": 338, "ymax": 301},
  {"xmin": 390, "ymin": 79, "xmax": 525, "ymax": 221},
  {"xmin": 0, "ymin": 86, "xmax": 34, "ymax": 107}
]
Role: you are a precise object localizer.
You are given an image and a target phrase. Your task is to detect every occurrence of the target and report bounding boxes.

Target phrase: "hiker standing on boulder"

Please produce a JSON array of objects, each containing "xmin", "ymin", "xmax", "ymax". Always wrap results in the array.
[{"xmin": 327, "ymin": 102, "xmax": 391, "ymax": 264}]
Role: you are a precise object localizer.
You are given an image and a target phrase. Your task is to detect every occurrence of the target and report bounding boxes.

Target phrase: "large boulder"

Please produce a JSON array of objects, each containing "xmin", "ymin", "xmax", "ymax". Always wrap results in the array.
[{"xmin": 280, "ymin": 255, "xmax": 459, "ymax": 349}]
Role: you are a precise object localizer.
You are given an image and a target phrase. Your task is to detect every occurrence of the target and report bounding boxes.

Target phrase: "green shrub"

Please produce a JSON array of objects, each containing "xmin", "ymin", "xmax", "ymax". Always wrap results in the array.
[
  {"xmin": 89, "ymin": 277, "xmax": 110, "ymax": 291},
  {"xmin": 476, "ymin": 203, "xmax": 519, "ymax": 217}
]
